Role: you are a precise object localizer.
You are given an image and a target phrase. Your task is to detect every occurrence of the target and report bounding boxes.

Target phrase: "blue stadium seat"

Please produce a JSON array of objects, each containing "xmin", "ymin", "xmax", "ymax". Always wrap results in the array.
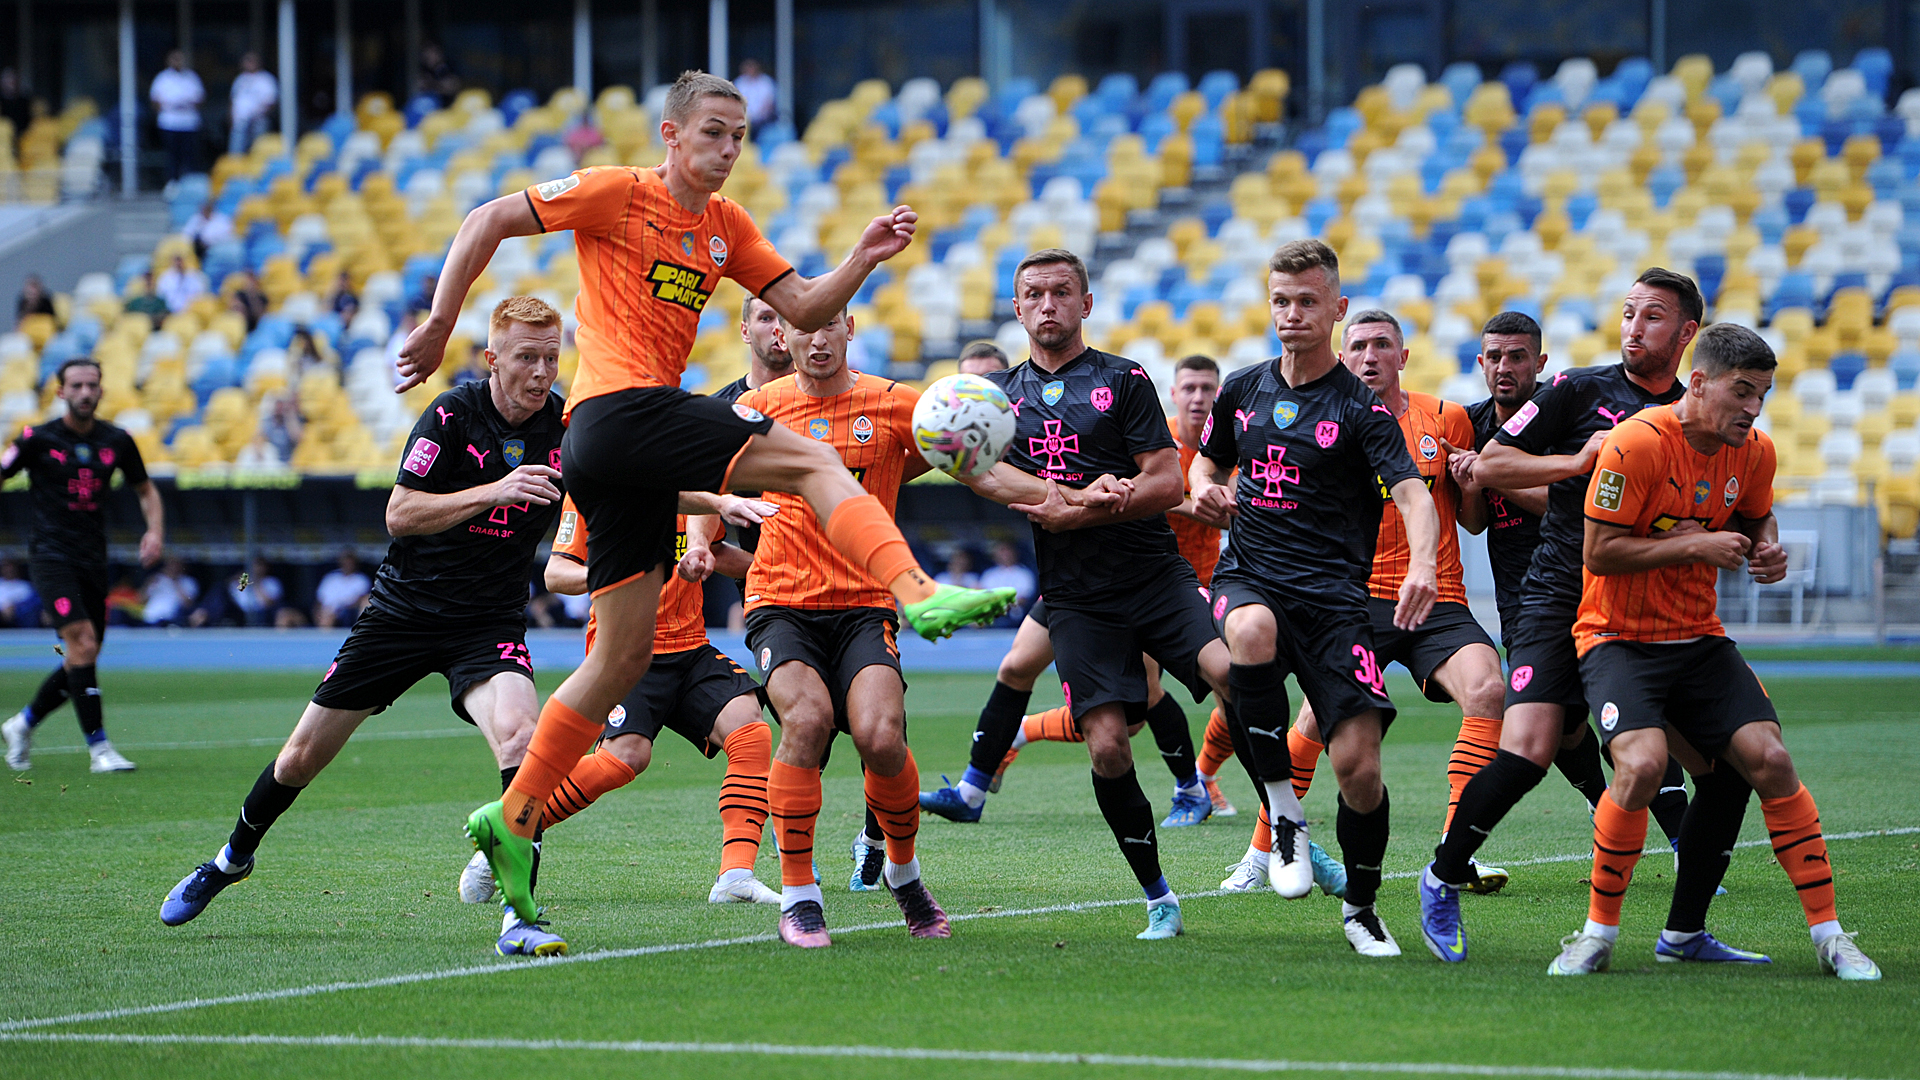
[
  {"xmin": 1829, "ymin": 352, "xmax": 1867, "ymax": 390},
  {"xmin": 1890, "ymin": 349, "xmax": 1920, "ymax": 390}
]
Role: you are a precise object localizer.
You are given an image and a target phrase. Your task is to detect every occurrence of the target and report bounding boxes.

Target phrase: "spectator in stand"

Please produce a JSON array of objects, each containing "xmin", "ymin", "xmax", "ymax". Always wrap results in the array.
[
  {"xmin": 125, "ymin": 271, "xmax": 170, "ymax": 329},
  {"xmin": 182, "ymin": 199, "xmax": 234, "ymax": 262},
  {"xmin": 15, "ymin": 274, "xmax": 54, "ymax": 326},
  {"xmin": 330, "ymin": 270, "xmax": 359, "ymax": 321},
  {"xmin": 156, "ymin": 254, "xmax": 208, "ymax": 314},
  {"xmin": 0, "ymin": 558, "xmax": 39, "ymax": 628},
  {"xmin": 978, "ymin": 539, "xmax": 1037, "ymax": 627},
  {"xmin": 289, "ymin": 328, "xmax": 334, "ymax": 380},
  {"xmin": 141, "ymin": 557, "xmax": 201, "ymax": 626},
  {"xmin": 736, "ymin": 58, "xmax": 778, "ymax": 128},
  {"xmin": 150, "ymin": 49, "xmax": 205, "ymax": 183},
  {"xmin": 416, "ymin": 43, "xmax": 459, "ymax": 106},
  {"xmin": 313, "ymin": 550, "xmax": 370, "ymax": 628},
  {"xmin": 228, "ymin": 269, "xmax": 268, "ymax": 330},
  {"xmin": 935, "ymin": 548, "xmax": 980, "ymax": 589},
  {"xmin": 228, "ymin": 52, "xmax": 277, "ymax": 155},
  {"xmin": 957, "ymin": 339, "xmax": 1010, "ymax": 376},
  {"xmin": 0, "ymin": 68, "xmax": 33, "ymax": 149},
  {"xmin": 259, "ymin": 391, "xmax": 303, "ymax": 462}
]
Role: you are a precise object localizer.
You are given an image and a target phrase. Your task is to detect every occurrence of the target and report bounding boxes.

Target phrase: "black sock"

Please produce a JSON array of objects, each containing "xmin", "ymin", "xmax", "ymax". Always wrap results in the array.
[
  {"xmin": 25, "ymin": 664, "xmax": 70, "ymax": 725},
  {"xmin": 1142, "ymin": 694, "xmax": 1198, "ymax": 786},
  {"xmin": 226, "ymin": 762, "xmax": 304, "ymax": 860},
  {"xmin": 864, "ymin": 804, "xmax": 883, "ymax": 843},
  {"xmin": 530, "ymin": 826, "xmax": 544, "ymax": 892},
  {"xmin": 1553, "ymin": 725, "xmax": 1609, "ymax": 810},
  {"xmin": 68, "ymin": 664, "xmax": 102, "ymax": 742},
  {"xmin": 1649, "ymin": 757, "xmax": 1690, "ymax": 845},
  {"xmin": 1223, "ymin": 693, "xmax": 1268, "ymax": 813},
  {"xmin": 1433, "ymin": 749, "xmax": 1546, "ymax": 884},
  {"xmin": 499, "ymin": 766, "xmax": 518, "ymax": 793},
  {"xmin": 1665, "ymin": 765, "xmax": 1752, "ymax": 934},
  {"xmin": 966, "ymin": 681, "xmax": 1032, "ymax": 776},
  {"xmin": 1090, "ymin": 767, "xmax": 1166, "ymax": 895},
  {"xmin": 1227, "ymin": 662, "xmax": 1292, "ymax": 783},
  {"xmin": 1337, "ymin": 787, "xmax": 1391, "ymax": 908}
]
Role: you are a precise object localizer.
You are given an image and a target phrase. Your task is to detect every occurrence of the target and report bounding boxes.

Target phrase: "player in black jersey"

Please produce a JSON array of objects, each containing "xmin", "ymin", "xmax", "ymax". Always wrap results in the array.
[
  {"xmin": 158, "ymin": 298, "xmax": 577, "ymax": 955},
  {"xmin": 952, "ymin": 248, "xmax": 1231, "ymax": 941},
  {"xmin": 2, "ymin": 357, "xmax": 162, "ymax": 775},
  {"xmin": 1419, "ymin": 270, "xmax": 1750, "ymax": 963},
  {"xmin": 1193, "ymin": 239, "xmax": 1438, "ymax": 957}
]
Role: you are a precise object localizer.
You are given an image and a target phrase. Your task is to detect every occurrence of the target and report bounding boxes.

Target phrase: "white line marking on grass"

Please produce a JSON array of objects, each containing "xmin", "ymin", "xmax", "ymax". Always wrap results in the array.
[
  {"xmin": 0, "ymin": 1032, "xmax": 1893, "ymax": 1080},
  {"xmin": 3, "ymin": 826, "xmax": 1914, "ymax": 1034}
]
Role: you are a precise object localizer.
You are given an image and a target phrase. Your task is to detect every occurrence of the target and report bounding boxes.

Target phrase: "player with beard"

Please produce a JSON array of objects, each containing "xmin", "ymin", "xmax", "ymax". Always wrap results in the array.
[
  {"xmin": 2, "ymin": 358, "xmax": 163, "ymax": 775},
  {"xmin": 1418, "ymin": 269, "xmax": 1751, "ymax": 964},
  {"xmin": 952, "ymin": 248, "xmax": 1233, "ymax": 941},
  {"xmin": 1193, "ymin": 242, "xmax": 1439, "ymax": 958}
]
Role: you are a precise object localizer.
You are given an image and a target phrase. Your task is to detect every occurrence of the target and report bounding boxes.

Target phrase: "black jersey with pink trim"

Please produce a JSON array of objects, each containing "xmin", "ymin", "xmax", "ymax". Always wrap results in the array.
[
  {"xmin": 0, "ymin": 416, "xmax": 147, "ymax": 566},
  {"xmin": 986, "ymin": 348, "xmax": 1182, "ymax": 602},
  {"xmin": 374, "ymin": 380, "xmax": 568, "ymax": 621},
  {"xmin": 1200, "ymin": 357, "xmax": 1418, "ymax": 603},
  {"xmin": 1466, "ymin": 395, "xmax": 1543, "ymax": 622}
]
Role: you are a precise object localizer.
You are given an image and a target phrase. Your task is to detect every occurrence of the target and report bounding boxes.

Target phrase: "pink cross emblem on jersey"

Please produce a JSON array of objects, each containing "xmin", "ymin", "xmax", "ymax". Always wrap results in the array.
[
  {"xmin": 1249, "ymin": 444, "xmax": 1299, "ymax": 497},
  {"xmin": 1315, "ymin": 421, "xmax": 1340, "ymax": 448},
  {"xmin": 1091, "ymin": 386, "xmax": 1113, "ymax": 412},
  {"xmin": 1028, "ymin": 419, "xmax": 1079, "ymax": 469}
]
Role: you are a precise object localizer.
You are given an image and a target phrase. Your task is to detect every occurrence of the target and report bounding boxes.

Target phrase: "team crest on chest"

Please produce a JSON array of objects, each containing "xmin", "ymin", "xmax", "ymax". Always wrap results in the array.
[
  {"xmin": 1315, "ymin": 421, "xmax": 1340, "ymax": 448},
  {"xmin": 709, "ymin": 235, "xmax": 728, "ymax": 266},
  {"xmin": 680, "ymin": 232, "xmax": 697, "ymax": 258},
  {"xmin": 1418, "ymin": 433, "xmax": 1438, "ymax": 460},
  {"xmin": 503, "ymin": 439, "xmax": 525, "ymax": 468},
  {"xmin": 1091, "ymin": 386, "xmax": 1113, "ymax": 412},
  {"xmin": 1724, "ymin": 475, "xmax": 1740, "ymax": 507},
  {"xmin": 807, "ymin": 418, "xmax": 830, "ymax": 440},
  {"xmin": 852, "ymin": 415, "xmax": 873, "ymax": 444},
  {"xmin": 74, "ymin": 444, "xmax": 92, "ymax": 463},
  {"xmin": 1273, "ymin": 400, "xmax": 1299, "ymax": 429},
  {"xmin": 99, "ymin": 447, "xmax": 114, "ymax": 466},
  {"xmin": 1694, "ymin": 480, "xmax": 1710, "ymax": 504},
  {"xmin": 1041, "ymin": 380, "xmax": 1065, "ymax": 406}
]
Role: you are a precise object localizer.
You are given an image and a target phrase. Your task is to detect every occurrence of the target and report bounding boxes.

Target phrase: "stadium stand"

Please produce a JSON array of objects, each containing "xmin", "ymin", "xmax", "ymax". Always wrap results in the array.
[{"xmin": 6, "ymin": 50, "xmax": 1920, "ymax": 536}]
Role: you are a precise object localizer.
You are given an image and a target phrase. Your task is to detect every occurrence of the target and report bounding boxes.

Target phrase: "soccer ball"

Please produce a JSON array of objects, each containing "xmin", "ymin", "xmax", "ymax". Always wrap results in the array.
[{"xmin": 912, "ymin": 374, "xmax": 1016, "ymax": 479}]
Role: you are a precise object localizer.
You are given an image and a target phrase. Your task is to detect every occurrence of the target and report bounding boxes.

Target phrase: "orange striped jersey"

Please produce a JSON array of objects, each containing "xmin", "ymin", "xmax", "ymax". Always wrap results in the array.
[
  {"xmin": 524, "ymin": 167, "xmax": 794, "ymax": 417},
  {"xmin": 553, "ymin": 495, "xmax": 708, "ymax": 655},
  {"xmin": 1166, "ymin": 416, "xmax": 1221, "ymax": 587},
  {"xmin": 739, "ymin": 372, "xmax": 920, "ymax": 611},
  {"xmin": 1573, "ymin": 405, "xmax": 1776, "ymax": 656},
  {"xmin": 1368, "ymin": 392, "xmax": 1471, "ymax": 607}
]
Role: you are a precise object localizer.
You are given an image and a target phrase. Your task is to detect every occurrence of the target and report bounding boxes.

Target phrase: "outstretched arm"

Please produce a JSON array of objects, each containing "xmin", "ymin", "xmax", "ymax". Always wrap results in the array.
[{"xmin": 757, "ymin": 207, "xmax": 918, "ymax": 332}]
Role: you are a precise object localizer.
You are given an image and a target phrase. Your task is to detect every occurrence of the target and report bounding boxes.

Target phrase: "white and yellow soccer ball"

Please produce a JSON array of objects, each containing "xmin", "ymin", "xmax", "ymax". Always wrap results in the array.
[{"xmin": 912, "ymin": 373, "xmax": 1017, "ymax": 479}]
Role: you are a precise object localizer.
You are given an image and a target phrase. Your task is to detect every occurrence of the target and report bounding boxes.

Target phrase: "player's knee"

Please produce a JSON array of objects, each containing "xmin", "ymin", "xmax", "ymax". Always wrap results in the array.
[
  {"xmin": 273, "ymin": 743, "xmax": 324, "ymax": 787},
  {"xmin": 1744, "ymin": 740, "xmax": 1798, "ymax": 796},
  {"xmin": 1461, "ymin": 674, "xmax": 1505, "ymax": 719},
  {"xmin": 63, "ymin": 628, "xmax": 99, "ymax": 666},
  {"xmin": 494, "ymin": 722, "xmax": 533, "ymax": 766},
  {"xmin": 1331, "ymin": 752, "xmax": 1381, "ymax": 804},
  {"xmin": 775, "ymin": 710, "xmax": 832, "ymax": 762},
  {"xmin": 604, "ymin": 734, "xmax": 651, "ymax": 774},
  {"xmin": 1222, "ymin": 607, "xmax": 1278, "ymax": 663},
  {"xmin": 853, "ymin": 731, "xmax": 907, "ymax": 776}
]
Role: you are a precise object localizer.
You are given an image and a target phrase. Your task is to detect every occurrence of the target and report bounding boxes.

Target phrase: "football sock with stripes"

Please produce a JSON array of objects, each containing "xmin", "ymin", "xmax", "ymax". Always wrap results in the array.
[
  {"xmin": 1445, "ymin": 716, "xmax": 1503, "ymax": 832},
  {"xmin": 1649, "ymin": 756, "xmax": 1690, "ymax": 846},
  {"xmin": 769, "ymin": 759, "xmax": 822, "ymax": 896},
  {"xmin": 1286, "ymin": 725, "xmax": 1323, "ymax": 800},
  {"xmin": 1432, "ymin": 749, "xmax": 1546, "ymax": 885},
  {"xmin": 24, "ymin": 663, "xmax": 70, "ymax": 727},
  {"xmin": 863, "ymin": 747, "xmax": 921, "ymax": 870},
  {"xmin": 1666, "ymin": 764, "xmax": 1751, "ymax": 935},
  {"xmin": 68, "ymin": 664, "xmax": 103, "ymax": 744},
  {"xmin": 1336, "ymin": 787, "xmax": 1390, "ymax": 909},
  {"xmin": 1196, "ymin": 706, "xmax": 1235, "ymax": 779},
  {"xmin": 1143, "ymin": 694, "xmax": 1199, "ymax": 789},
  {"xmin": 1553, "ymin": 724, "xmax": 1609, "ymax": 810},
  {"xmin": 1585, "ymin": 791, "xmax": 1647, "ymax": 940},
  {"xmin": 1251, "ymin": 804, "xmax": 1272, "ymax": 854},
  {"xmin": 1761, "ymin": 784, "xmax": 1840, "ymax": 938},
  {"xmin": 221, "ymin": 762, "xmax": 304, "ymax": 867},
  {"xmin": 961, "ymin": 681, "xmax": 1032, "ymax": 804},
  {"xmin": 1021, "ymin": 706, "xmax": 1084, "ymax": 744},
  {"xmin": 539, "ymin": 745, "xmax": 637, "ymax": 829},
  {"xmin": 718, "ymin": 723, "xmax": 772, "ymax": 874},
  {"xmin": 504, "ymin": 696, "xmax": 601, "ymax": 837},
  {"xmin": 824, "ymin": 493, "xmax": 934, "ymax": 604},
  {"xmin": 1090, "ymin": 766, "xmax": 1170, "ymax": 902}
]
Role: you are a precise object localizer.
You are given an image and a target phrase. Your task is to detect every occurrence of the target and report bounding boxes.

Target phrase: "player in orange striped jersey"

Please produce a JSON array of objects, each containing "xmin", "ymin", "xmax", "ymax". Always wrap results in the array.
[
  {"xmin": 1224, "ymin": 310, "xmax": 1509, "ymax": 895},
  {"xmin": 1548, "ymin": 323, "xmax": 1878, "ymax": 979},
  {"xmin": 735, "ymin": 309, "xmax": 949, "ymax": 947}
]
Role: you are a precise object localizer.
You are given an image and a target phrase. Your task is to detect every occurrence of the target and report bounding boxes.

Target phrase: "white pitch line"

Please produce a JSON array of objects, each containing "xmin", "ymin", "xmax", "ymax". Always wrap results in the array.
[
  {"xmin": 0, "ymin": 1032, "xmax": 1892, "ymax": 1080},
  {"xmin": 3, "ymin": 825, "xmax": 1914, "ymax": 1035}
]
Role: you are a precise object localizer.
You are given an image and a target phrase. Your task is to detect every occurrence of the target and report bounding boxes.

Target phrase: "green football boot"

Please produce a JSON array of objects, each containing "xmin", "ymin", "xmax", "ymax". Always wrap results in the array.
[
  {"xmin": 466, "ymin": 801, "xmax": 538, "ymax": 924},
  {"xmin": 902, "ymin": 585, "xmax": 1016, "ymax": 640}
]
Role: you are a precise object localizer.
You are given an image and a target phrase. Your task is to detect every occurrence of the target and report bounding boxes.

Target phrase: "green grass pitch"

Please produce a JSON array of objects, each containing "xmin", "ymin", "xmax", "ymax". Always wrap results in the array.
[{"xmin": 0, "ymin": 666, "xmax": 1916, "ymax": 1079}]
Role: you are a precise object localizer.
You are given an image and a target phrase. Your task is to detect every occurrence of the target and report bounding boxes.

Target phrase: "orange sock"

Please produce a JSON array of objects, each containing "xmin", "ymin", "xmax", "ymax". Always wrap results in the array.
[
  {"xmin": 1445, "ymin": 716, "xmax": 1503, "ymax": 832},
  {"xmin": 1587, "ymin": 791, "xmax": 1648, "ymax": 929},
  {"xmin": 504, "ymin": 697, "xmax": 603, "ymax": 837},
  {"xmin": 1287, "ymin": 726, "xmax": 1323, "ymax": 800},
  {"xmin": 767, "ymin": 759, "xmax": 821, "ymax": 888},
  {"xmin": 1022, "ymin": 706, "xmax": 1084, "ymax": 744},
  {"xmin": 1762, "ymin": 784, "xmax": 1837, "ymax": 927},
  {"xmin": 864, "ymin": 748, "xmax": 922, "ymax": 866},
  {"xmin": 1197, "ymin": 707, "xmax": 1235, "ymax": 777},
  {"xmin": 539, "ymin": 745, "xmax": 637, "ymax": 829},
  {"xmin": 1252, "ymin": 804, "xmax": 1272, "ymax": 853},
  {"xmin": 718, "ymin": 724, "xmax": 772, "ymax": 874},
  {"xmin": 824, "ymin": 493, "xmax": 930, "ymax": 603}
]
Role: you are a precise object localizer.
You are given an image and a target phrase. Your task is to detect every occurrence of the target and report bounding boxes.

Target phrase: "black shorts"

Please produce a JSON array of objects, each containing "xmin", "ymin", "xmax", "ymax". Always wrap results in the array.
[
  {"xmin": 1369, "ymin": 597, "xmax": 1498, "ymax": 704},
  {"xmin": 745, "ymin": 605, "xmax": 903, "ymax": 733},
  {"xmin": 31, "ymin": 559, "xmax": 107, "ymax": 639},
  {"xmin": 603, "ymin": 643, "xmax": 763, "ymax": 757},
  {"xmin": 1501, "ymin": 594, "xmax": 1590, "ymax": 730},
  {"xmin": 310, "ymin": 603, "xmax": 534, "ymax": 723},
  {"xmin": 564, "ymin": 386, "xmax": 774, "ymax": 596},
  {"xmin": 1047, "ymin": 564, "xmax": 1217, "ymax": 720},
  {"xmin": 1579, "ymin": 637, "xmax": 1777, "ymax": 756},
  {"xmin": 1027, "ymin": 598, "xmax": 1049, "ymax": 629},
  {"xmin": 1211, "ymin": 577, "xmax": 1397, "ymax": 737}
]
